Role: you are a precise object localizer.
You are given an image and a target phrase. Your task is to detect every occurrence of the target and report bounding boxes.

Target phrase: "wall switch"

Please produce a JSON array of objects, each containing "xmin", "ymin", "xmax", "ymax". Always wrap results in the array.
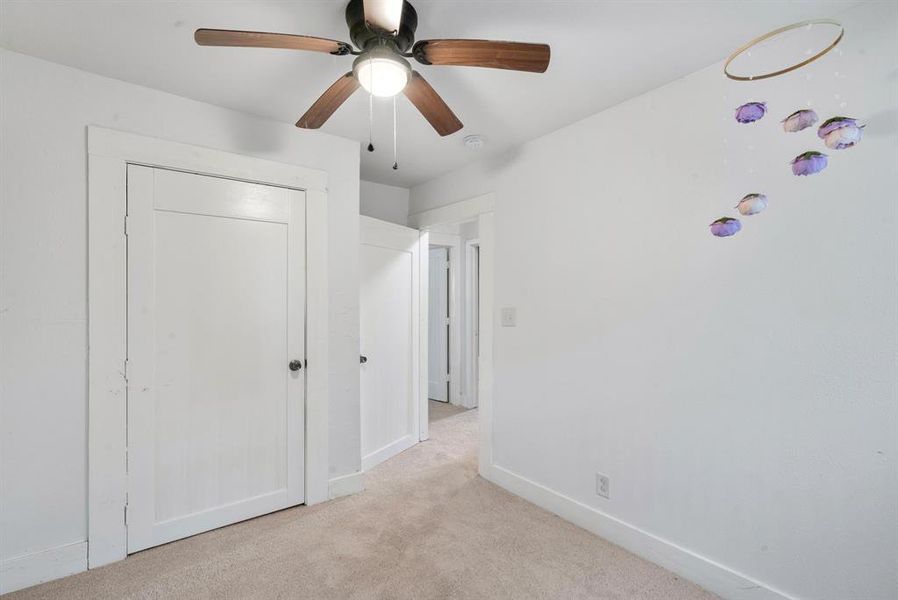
[
  {"xmin": 596, "ymin": 473, "xmax": 610, "ymax": 499},
  {"xmin": 501, "ymin": 307, "xmax": 517, "ymax": 327}
]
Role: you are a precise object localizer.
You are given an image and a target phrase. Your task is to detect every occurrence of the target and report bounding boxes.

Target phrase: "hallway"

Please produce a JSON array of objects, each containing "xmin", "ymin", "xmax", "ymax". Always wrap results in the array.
[{"xmin": 8, "ymin": 405, "xmax": 715, "ymax": 599}]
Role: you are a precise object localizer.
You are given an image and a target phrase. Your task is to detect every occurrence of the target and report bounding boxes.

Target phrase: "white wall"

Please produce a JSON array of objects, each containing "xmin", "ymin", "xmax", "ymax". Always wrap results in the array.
[
  {"xmin": 409, "ymin": 3, "xmax": 898, "ymax": 599},
  {"xmin": 0, "ymin": 49, "xmax": 362, "ymax": 576},
  {"xmin": 360, "ymin": 180, "xmax": 409, "ymax": 226}
]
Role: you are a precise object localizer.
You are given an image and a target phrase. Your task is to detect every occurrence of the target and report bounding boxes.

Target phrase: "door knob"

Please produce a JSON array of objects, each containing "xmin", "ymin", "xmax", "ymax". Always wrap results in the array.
[
  {"xmin": 360, "ymin": 355, "xmax": 368, "ymax": 364},
  {"xmin": 289, "ymin": 360, "xmax": 303, "ymax": 372}
]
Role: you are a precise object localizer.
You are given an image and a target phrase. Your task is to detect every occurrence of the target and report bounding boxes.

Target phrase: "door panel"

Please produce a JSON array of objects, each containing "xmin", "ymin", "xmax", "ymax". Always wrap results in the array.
[
  {"xmin": 428, "ymin": 247, "xmax": 449, "ymax": 402},
  {"xmin": 359, "ymin": 217, "xmax": 421, "ymax": 470},
  {"xmin": 126, "ymin": 166, "xmax": 305, "ymax": 552}
]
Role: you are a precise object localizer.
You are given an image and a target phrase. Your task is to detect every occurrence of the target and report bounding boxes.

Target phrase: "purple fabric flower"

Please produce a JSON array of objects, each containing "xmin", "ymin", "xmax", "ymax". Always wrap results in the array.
[
  {"xmin": 735, "ymin": 193, "xmax": 768, "ymax": 216},
  {"xmin": 782, "ymin": 109, "xmax": 818, "ymax": 132},
  {"xmin": 818, "ymin": 117, "xmax": 864, "ymax": 149},
  {"xmin": 817, "ymin": 116, "xmax": 859, "ymax": 138},
  {"xmin": 791, "ymin": 151, "xmax": 828, "ymax": 176},
  {"xmin": 710, "ymin": 217, "xmax": 742, "ymax": 237},
  {"xmin": 735, "ymin": 102, "xmax": 766, "ymax": 124}
]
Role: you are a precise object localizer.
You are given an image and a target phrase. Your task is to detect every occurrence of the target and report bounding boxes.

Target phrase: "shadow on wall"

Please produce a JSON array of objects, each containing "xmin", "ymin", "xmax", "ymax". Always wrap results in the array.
[{"xmin": 865, "ymin": 107, "xmax": 898, "ymax": 137}]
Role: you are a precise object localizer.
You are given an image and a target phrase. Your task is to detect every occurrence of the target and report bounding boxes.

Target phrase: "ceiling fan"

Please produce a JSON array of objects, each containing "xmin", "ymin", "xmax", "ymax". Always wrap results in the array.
[{"xmin": 195, "ymin": 0, "xmax": 550, "ymax": 137}]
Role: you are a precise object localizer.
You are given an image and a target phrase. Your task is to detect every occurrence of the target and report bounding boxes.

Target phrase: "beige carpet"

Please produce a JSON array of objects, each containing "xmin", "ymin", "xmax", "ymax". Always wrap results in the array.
[
  {"xmin": 8, "ymin": 407, "xmax": 716, "ymax": 600},
  {"xmin": 428, "ymin": 399, "xmax": 466, "ymax": 422}
]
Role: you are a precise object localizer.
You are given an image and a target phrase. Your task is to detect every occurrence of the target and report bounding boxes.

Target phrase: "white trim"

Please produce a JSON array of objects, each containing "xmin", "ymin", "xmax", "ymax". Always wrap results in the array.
[
  {"xmin": 0, "ymin": 541, "xmax": 88, "ymax": 595},
  {"xmin": 328, "ymin": 471, "xmax": 365, "ymax": 500},
  {"xmin": 87, "ymin": 126, "xmax": 330, "ymax": 570},
  {"xmin": 362, "ymin": 433, "xmax": 419, "ymax": 471},
  {"xmin": 427, "ymin": 231, "xmax": 462, "ymax": 407},
  {"xmin": 407, "ymin": 193, "xmax": 494, "ymax": 229},
  {"xmin": 476, "ymin": 212, "xmax": 495, "ymax": 478},
  {"xmin": 489, "ymin": 465, "xmax": 793, "ymax": 600},
  {"xmin": 463, "ymin": 238, "xmax": 480, "ymax": 409},
  {"xmin": 418, "ymin": 231, "xmax": 430, "ymax": 441},
  {"xmin": 304, "ymin": 189, "xmax": 329, "ymax": 506},
  {"xmin": 88, "ymin": 127, "xmax": 327, "ymax": 192}
]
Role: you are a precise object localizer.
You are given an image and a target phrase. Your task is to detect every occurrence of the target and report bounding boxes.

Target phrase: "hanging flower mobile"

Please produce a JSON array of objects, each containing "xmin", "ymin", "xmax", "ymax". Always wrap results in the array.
[
  {"xmin": 791, "ymin": 151, "xmax": 828, "ymax": 176},
  {"xmin": 782, "ymin": 109, "xmax": 818, "ymax": 132},
  {"xmin": 735, "ymin": 102, "xmax": 767, "ymax": 123},
  {"xmin": 818, "ymin": 117, "xmax": 864, "ymax": 149}
]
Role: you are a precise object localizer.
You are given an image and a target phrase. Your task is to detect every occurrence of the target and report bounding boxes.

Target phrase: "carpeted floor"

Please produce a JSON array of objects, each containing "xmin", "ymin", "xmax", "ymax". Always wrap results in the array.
[
  {"xmin": 428, "ymin": 399, "xmax": 466, "ymax": 422},
  {"xmin": 7, "ymin": 405, "xmax": 716, "ymax": 600}
]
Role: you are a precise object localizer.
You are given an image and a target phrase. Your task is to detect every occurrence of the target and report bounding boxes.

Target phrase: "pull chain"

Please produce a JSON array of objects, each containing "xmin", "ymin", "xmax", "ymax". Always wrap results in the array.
[
  {"xmin": 367, "ymin": 92, "xmax": 374, "ymax": 152},
  {"xmin": 366, "ymin": 56, "xmax": 374, "ymax": 152},
  {"xmin": 392, "ymin": 95, "xmax": 398, "ymax": 170}
]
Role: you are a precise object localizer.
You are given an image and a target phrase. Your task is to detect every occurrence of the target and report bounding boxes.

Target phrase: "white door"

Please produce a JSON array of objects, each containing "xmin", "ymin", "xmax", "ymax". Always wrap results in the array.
[
  {"xmin": 126, "ymin": 166, "xmax": 306, "ymax": 553},
  {"xmin": 360, "ymin": 216, "xmax": 422, "ymax": 470},
  {"xmin": 428, "ymin": 247, "xmax": 449, "ymax": 402}
]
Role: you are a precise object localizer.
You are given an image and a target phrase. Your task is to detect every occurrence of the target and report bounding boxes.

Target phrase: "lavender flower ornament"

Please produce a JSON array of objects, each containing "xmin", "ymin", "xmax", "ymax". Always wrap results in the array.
[
  {"xmin": 710, "ymin": 217, "xmax": 742, "ymax": 237},
  {"xmin": 818, "ymin": 116, "xmax": 864, "ymax": 149},
  {"xmin": 735, "ymin": 102, "xmax": 766, "ymax": 124},
  {"xmin": 791, "ymin": 151, "xmax": 828, "ymax": 176},
  {"xmin": 782, "ymin": 109, "xmax": 818, "ymax": 132},
  {"xmin": 736, "ymin": 193, "xmax": 768, "ymax": 216}
]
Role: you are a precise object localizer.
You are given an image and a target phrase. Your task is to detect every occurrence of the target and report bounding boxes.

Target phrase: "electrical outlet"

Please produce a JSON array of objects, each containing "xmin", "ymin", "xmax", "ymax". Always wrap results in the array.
[{"xmin": 596, "ymin": 473, "xmax": 610, "ymax": 499}]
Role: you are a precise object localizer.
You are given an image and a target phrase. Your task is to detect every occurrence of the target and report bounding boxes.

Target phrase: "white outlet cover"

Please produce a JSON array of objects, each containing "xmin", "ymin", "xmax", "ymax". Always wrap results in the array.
[
  {"xmin": 501, "ymin": 307, "xmax": 517, "ymax": 327},
  {"xmin": 596, "ymin": 473, "xmax": 610, "ymax": 499}
]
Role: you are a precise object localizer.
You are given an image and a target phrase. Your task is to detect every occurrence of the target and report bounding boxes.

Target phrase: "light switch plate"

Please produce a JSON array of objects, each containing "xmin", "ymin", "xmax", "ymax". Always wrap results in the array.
[{"xmin": 501, "ymin": 307, "xmax": 517, "ymax": 327}]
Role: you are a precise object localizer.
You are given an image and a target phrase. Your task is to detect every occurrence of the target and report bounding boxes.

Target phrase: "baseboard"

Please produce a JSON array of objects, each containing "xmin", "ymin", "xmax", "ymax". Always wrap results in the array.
[
  {"xmin": 328, "ymin": 471, "xmax": 365, "ymax": 500},
  {"xmin": 0, "ymin": 541, "xmax": 88, "ymax": 595},
  {"xmin": 361, "ymin": 434, "xmax": 417, "ymax": 472},
  {"xmin": 488, "ymin": 465, "xmax": 794, "ymax": 600}
]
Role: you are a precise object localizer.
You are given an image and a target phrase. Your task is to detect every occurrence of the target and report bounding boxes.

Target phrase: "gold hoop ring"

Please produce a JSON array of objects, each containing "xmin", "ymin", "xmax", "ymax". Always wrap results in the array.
[{"xmin": 724, "ymin": 19, "xmax": 844, "ymax": 82}]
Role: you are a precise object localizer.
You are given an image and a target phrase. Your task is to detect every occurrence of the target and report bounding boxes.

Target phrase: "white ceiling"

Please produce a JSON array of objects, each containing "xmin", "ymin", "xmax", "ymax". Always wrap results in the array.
[{"xmin": 0, "ymin": 1, "xmax": 857, "ymax": 187}]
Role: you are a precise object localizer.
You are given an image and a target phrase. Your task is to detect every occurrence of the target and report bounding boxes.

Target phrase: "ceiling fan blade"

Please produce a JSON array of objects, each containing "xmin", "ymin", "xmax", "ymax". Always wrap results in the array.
[
  {"xmin": 195, "ymin": 29, "xmax": 351, "ymax": 55},
  {"xmin": 412, "ymin": 39, "xmax": 550, "ymax": 73},
  {"xmin": 403, "ymin": 71, "xmax": 463, "ymax": 137},
  {"xmin": 362, "ymin": 0, "xmax": 404, "ymax": 34},
  {"xmin": 296, "ymin": 73, "xmax": 360, "ymax": 129}
]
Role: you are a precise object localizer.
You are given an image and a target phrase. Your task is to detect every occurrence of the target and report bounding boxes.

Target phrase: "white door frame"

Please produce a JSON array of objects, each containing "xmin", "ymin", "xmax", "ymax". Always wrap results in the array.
[
  {"xmin": 408, "ymin": 193, "xmax": 495, "ymax": 477},
  {"xmin": 87, "ymin": 126, "xmax": 330, "ymax": 568},
  {"xmin": 427, "ymin": 231, "xmax": 462, "ymax": 406},
  {"xmin": 463, "ymin": 238, "xmax": 480, "ymax": 409}
]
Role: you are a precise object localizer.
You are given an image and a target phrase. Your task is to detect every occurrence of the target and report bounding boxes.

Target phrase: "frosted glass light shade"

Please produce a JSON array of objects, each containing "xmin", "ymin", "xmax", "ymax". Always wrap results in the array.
[{"xmin": 354, "ymin": 50, "xmax": 410, "ymax": 98}]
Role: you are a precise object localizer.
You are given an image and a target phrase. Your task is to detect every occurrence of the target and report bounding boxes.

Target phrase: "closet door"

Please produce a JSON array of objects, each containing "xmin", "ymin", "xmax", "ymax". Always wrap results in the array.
[{"xmin": 126, "ymin": 166, "xmax": 305, "ymax": 552}]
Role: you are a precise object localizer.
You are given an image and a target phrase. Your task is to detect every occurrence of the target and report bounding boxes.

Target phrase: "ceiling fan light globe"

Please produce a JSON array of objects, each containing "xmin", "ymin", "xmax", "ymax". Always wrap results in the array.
[{"xmin": 354, "ymin": 51, "xmax": 411, "ymax": 98}]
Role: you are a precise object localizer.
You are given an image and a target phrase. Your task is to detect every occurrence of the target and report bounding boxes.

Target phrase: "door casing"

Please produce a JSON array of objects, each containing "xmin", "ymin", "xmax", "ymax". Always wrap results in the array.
[
  {"xmin": 124, "ymin": 165, "xmax": 307, "ymax": 552},
  {"xmin": 87, "ymin": 127, "xmax": 329, "ymax": 569}
]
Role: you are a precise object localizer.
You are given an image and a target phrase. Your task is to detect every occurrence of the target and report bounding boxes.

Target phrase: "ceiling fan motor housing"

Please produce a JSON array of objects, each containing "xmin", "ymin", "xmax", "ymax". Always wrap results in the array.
[{"xmin": 345, "ymin": 0, "xmax": 418, "ymax": 52}]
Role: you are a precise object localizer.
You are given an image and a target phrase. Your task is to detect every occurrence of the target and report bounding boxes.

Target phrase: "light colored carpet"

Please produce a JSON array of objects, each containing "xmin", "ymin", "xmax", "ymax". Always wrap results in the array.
[
  {"xmin": 428, "ymin": 399, "xmax": 466, "ymax": 422},
  {"xmin": 7, "ymin": 408, "xmax": 717, "ymax": 600}
]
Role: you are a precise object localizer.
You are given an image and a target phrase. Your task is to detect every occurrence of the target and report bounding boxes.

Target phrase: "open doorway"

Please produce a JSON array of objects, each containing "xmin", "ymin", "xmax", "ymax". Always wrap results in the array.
[
  {"xmin": 427, "ymin": 245, "xmax": 450, "ymax": 403},
  {"xmin": 425, "ymin": 220, "xmax": 480, "ymax": 419},
  {"xmin": 409, "ymin": 193, "xmax": 494, "ymax": 477}
]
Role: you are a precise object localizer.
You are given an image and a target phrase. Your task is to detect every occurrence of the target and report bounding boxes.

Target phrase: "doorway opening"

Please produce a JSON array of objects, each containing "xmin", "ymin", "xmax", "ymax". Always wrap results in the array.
[
  {"xmin": 409, "ymin": 195, "xmax": 493, "ymax": 476},
  {"xmin": 427, "ymin": 245, "xmax": 450, "ymax": 403},
  {"xmin": 425, "ymin": 220, "xmax": 480, "ymax": 419}
]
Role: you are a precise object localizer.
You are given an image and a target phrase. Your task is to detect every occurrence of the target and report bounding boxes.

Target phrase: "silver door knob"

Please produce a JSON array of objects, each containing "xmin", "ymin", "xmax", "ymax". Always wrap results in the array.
[{"xmin": 289, "ymin": 360, "xmax": 303, "ymax": 371}]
